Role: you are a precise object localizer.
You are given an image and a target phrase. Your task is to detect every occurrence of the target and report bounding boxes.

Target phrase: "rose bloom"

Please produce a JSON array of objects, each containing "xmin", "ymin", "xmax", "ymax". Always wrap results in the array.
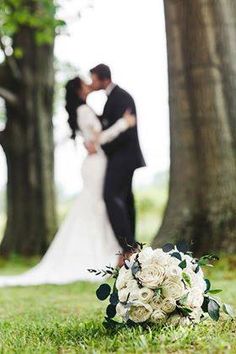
[
  {"xmin": 128, "ymin": 301, "xmax": 153, "ymax": 323},
  {"xmin": 186, "ymin": 288, "xmax": 204, "ymax": 308},
  {"xmin": 150, "ymin": 309, "xmax": 167, "ymax": 323},
  {"xmin": 116, "ymin": 267, "xmax": 133, "ymax": 291},
  {"xmin": 161, "ymin": 298, "xmax": 176, "ymax": 314},
  {"xmin": 136, "ymin": 264, "xmax": 165, "ymax": 289},
  {"xmin": 162, "ymin": 276, "xmax": 185, "ymax": 300},
  {"xmin": 165, "ymin": 264, "xmax": 182, "ymax": 279},
  {"xmin": 138, "ymin": 247, "xmax": 154, "ymax": 265},
  {"xmin": 118, "ymin": 288, "xmax": 138, "ymax": 303},
  {"xmin": 138, "ymin": 287, "xmax": 154, "ymax": 303},
  {"xmin": 126, "ymin": 279, "xmax": 140, "ymax": 293},
  {"xmin": 167, "ymin": 314, "xmax": 182, "ymax": 326},
  {"xmin": 183, "ymin": 268, "xmax": 206, "ymax": 294},
  {"xmin": 189, "ymin": 307, "xmax": 203, "ymax": 323},
  {"xmin": 150, "ymin": 294, "xmax": 161, "ymax": 310},
  {"xmin": 116, "ymin": 302, "xmax": 128, "ymax": 318},
  {"xmin": 152, "ymin": 249, "xmax": 171, "ymax": 266}
]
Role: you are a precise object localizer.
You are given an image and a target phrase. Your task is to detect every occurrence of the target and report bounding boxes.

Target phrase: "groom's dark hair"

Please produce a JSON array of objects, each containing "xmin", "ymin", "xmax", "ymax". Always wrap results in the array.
[{"xmin": 90, "ymin": 64, "xmax": 111, "ymax": 80}]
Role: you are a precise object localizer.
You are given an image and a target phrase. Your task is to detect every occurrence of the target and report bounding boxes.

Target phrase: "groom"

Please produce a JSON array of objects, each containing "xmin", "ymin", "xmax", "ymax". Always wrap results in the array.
[{"xmin": 87, "ymin": 64, "xmax": 145, "ymax": 262}]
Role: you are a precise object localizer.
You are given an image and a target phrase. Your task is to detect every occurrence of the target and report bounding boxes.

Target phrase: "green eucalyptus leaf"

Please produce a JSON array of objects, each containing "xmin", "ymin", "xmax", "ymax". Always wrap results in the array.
[
  {"xmin": 178, "ymin": 292, "xmax": 189, "ymax": 306},
  {"xmin": 106, "ymin": 304, "xmax": 116, "ymax": 318},
  {"xmin": 176, "ymin": 240, "xmax": 189, "ymax": 253},
  {"xmin": 96, "ymin": 284, "xmax": 111, "ymax": 301},
  {"xmin": 179, "ymin": 259, "xmax": 187, "ymax": 270},
  {"xmin": 109, "ymin": 292, "xmax": 119, "ymax": 306},
  {"xmin": 204, "ymin": 279, "xmax": 211, "ymax": 292},
  {"xmin": 171, "ymin": 252, "xmax": 182, "ymax": 261},
  {"xmin": 208, "ymin": 289, "xmax": 222, "ymax": 295},
  {"xmin": 182, "ymin": 272, "xmax": 191, "ymax": 287},
  {"xmin": 162, "ymin": 243, "xmax": 174, "ymax": 253},
  {"xmin": 208, "ymin": 299, "xmax": 220, "ymax": 321},
  {"xmin": 222, "ymin": 303, "xmax": 235, "ymax": 318},
  {"xmin": 131, "ymin": 261, "xmax": 140, "ymax": 276},
  {"xmin": 202, "ymin": 296, "xmax": 209, "ymax": 312}
]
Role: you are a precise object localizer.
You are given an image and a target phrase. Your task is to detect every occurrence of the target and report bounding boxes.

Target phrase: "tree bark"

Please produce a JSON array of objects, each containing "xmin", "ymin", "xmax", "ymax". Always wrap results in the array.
[
  {"xmin": 153, "ymin": 0, "xmax": 236, "ymax": 254},
  {"xmin": 0, "ymin": 27, "xmax": 57, "ymax": 255}
]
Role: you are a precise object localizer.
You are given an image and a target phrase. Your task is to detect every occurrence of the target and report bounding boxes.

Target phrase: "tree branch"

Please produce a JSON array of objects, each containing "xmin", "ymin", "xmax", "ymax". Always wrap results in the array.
[
  {"xmin": 0, "ymin": 87, "xmax": 18, "ymax": 105},
  {"xmin": 0, "ymin": 37, "xmax": 21, "ymax": 80}
]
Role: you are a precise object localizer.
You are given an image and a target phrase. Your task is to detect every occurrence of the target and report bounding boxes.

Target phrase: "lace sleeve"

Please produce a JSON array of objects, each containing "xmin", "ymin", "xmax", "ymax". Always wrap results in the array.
[
  {"xmin": 99, "ymin": 118, "xmax": 129, "ymax": 145},
  {"xmin": 77, "ymin": 105, "xmax": 101, "ymax": 141}
]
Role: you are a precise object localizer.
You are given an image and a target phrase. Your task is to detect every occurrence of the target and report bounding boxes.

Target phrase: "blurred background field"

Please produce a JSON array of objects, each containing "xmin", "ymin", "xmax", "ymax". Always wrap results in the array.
[{"xmin": 0, "ymin": 171, "xmax": 168, "ymax": 274}]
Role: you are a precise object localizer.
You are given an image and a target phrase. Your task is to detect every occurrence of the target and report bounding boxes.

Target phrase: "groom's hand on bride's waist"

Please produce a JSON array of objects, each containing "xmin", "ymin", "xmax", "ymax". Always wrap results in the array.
[{"xmin": 84, "ymin": 141, "xmax": 97, "ymax": 154}]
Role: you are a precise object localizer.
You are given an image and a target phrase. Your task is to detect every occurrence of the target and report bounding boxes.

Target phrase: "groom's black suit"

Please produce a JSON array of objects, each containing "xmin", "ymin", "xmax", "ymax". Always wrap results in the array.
[{"xmin": 101, "ymin": 85, "xmax": 145, "ymax": 252}]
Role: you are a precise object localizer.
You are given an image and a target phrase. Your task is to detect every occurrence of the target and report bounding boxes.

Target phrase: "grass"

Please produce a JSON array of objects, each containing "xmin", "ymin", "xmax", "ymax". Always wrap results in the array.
[
  {"xmin": 0, "ymin": 188, "xmax": 235, "ymax": 353},
  {"xmin": 0, "ymin": 258, "xmax": 235, "ymax": 353}
]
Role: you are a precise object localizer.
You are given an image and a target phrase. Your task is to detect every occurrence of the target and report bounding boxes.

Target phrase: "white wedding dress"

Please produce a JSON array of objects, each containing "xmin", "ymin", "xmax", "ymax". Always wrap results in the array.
[{"xmin": 0, "ymin": 105, "xmax": 129, "ymax": 286}]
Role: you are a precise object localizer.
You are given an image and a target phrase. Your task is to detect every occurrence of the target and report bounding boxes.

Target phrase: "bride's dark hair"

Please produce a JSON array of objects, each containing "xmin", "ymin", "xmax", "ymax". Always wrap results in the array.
[{"xmin": 65, "ymin": 77, "xmax": 85, "ymax": 139}]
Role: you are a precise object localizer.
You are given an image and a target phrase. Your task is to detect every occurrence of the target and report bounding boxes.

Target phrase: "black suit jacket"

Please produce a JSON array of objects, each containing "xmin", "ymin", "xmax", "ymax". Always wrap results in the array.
[{"xmin": 101, "ymin": 85, "xmax": 145, "ymax": 170}]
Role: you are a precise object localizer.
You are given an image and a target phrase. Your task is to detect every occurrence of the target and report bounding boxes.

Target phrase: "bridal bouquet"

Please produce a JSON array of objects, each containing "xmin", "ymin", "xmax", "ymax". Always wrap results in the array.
[{"xmin": 89, "ymin": 242, "xmax": 234, "ymax": 328}]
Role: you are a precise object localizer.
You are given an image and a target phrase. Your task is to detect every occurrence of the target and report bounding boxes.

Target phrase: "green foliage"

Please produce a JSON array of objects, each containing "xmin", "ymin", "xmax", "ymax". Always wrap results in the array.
[
  {"xmin": 182, "ymin": 271, "xmax": 191, "ymax": 287},
  {"xmin": 208, "ymin": 299, "xmax": 220, "ymax": 321},
  {"xmin": 96, "ymin": 284, "xmax": 111, "ymax": 301},
  {"xmin": 0, "ymin": 259, "xmax": 235, "ymax": 352},
  {"xmin": 0, "ymin": 0, "xmax": 65, "ymax": 48}
]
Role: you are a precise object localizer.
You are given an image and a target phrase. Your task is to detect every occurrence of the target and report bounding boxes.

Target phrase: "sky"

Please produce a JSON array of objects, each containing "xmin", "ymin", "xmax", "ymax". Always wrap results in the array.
[{"xmin": 0, "ymin": 0, "xmax": 169, "ymax": 196}]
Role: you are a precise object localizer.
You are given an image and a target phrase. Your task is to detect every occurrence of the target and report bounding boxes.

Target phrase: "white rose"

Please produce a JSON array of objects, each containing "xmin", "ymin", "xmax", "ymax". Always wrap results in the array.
[
  {"xmin": 116, "ymin": 267, "xmax": 133, "ymax": 291},
  {"xmin": 152, "ymin": 249, "xmax": 171, "ymax": 266},
  {"xmin": 167, "ymin": 314, "xmax": 182, "ymax": 326},
  {"xmin": 168, "ymin": 256, "xmax": 181, "ymax": 267},
  {"xmin": 184, "ymin": 268, "xmax": 203, "ymax": 286},
  {"xmin": 165, "ymin": 264, "xmax": 182, "ymax": 279},
  {"xmin": 161, "ymin": 298, "xmax": 176, "ymax": 314},
  {"xmin": 195, "ymin": 275, "xmax": 207, "ymax": 292},
  {"xmin": 150, "ymin": 294, "xmax": 162, "ymax": 310},
  {"xmin": 182, "ymin": 254, "xmax": 194, "ymax": 266},
  {"xmin": 128, "ymin": 301, "xmax": 153, "ymax": 323},
  {"xmin": 186, "ymin": 288, "xmax": 204, "ymax": 308},
  {"xmin": 190, "ymin": 307, "xmax": 202, "ymax": 323},
  {"xmin": 162, "ymin": 277, "xmax": 185, "ymax": 300},
  {"xmin": 138, "ymin": 247, "xmax": 154, "ymax": 265},
  {"xmin": 197, "ymin": 267, "xmax": 204, "ymax": 279},
  {"xmin": 136, "ymin": 264, "xmax": 165, "ymax": 289},
  {"xmin": 150, "ymin": 309, "xmax": 167, "ymax": 323},
  {"xmin": 116, "ymin": 302, "xmax": 128, "ymax": 318},
  {"xmin": 118, "ymin": 288, "xmax": 138, "ymax": 302},
  {"xmin": 124, "ymin": 280, "xmax": 140, "ymax": 301},
  {"xmin": 138, "ymin": 287, "xmax": 154, "ymax": 303},
  {"xmin": 126, "ymin": 279, "xmax": 140, "ymax": 293}
]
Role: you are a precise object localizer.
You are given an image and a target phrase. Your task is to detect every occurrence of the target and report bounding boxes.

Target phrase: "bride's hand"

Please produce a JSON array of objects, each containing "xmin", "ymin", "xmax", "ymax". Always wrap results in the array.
[
  {"xmin": 84, "ymin": 141, "xmax": 97, "ymax": 154},
  {"xmin": 123, "ymin": 109, "xmax": 136, "ymax": 127}
]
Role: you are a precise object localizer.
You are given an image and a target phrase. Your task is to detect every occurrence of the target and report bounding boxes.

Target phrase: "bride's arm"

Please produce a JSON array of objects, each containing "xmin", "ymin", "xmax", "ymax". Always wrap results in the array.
[
  {"xmin": 77, "ymin": 105, "xmax": 101, "ymax": 142},
  {"xmin": 78, "ymin": 105, "xmax": 135, "ymax": 146},
  {"xmin": 98, "ymin": 118, "xmax": 130, "ymax": 145}
]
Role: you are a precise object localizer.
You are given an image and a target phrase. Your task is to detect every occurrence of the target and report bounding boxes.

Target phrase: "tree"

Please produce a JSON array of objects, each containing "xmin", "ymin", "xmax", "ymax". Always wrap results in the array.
[
  {"xmin": 0, "ymin": 0, "xmax": 63, "ymax": 255},
  {"xmin": 153, "ymin": 0, "xmax": 236, "ymax": 254}
]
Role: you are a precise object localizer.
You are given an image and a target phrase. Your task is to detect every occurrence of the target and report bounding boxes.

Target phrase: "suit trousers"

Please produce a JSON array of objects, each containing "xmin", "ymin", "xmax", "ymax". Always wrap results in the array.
[{"xmin": 104, "ymin": 158, "xmax": 136, "ymax": 252}]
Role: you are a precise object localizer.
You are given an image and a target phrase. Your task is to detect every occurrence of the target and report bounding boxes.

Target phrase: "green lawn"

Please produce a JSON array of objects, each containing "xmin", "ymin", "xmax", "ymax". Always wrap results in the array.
[
  {"xmin": 0, "ymin": 188, "xmax": 235, "ymax": 353},
  {"xmin": 0, "ymin": 256, "xmax": 235, "ymax": 353}
]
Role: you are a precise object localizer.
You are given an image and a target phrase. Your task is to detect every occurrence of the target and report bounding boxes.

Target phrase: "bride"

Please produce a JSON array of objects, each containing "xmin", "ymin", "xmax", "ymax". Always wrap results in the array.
[{"xmin": 0, "ymin": 77, "xmax": 136, "ymax": 286}]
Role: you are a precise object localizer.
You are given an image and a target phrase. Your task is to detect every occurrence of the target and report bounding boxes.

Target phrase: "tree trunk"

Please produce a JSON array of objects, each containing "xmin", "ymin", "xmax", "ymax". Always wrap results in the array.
[
  {"xmin": 153, "ymin": 0, "xmax": 236, "ymax": 254},
  {"xmin": 0, "ymin": 27, "xmax": 57, "ymax": 255}
]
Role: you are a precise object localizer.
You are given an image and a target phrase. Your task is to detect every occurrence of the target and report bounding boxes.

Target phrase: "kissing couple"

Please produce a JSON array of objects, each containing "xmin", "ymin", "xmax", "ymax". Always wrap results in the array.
[{"xmin": 0, "ymin": 64, "xmax": 145, "ymax": 287}]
